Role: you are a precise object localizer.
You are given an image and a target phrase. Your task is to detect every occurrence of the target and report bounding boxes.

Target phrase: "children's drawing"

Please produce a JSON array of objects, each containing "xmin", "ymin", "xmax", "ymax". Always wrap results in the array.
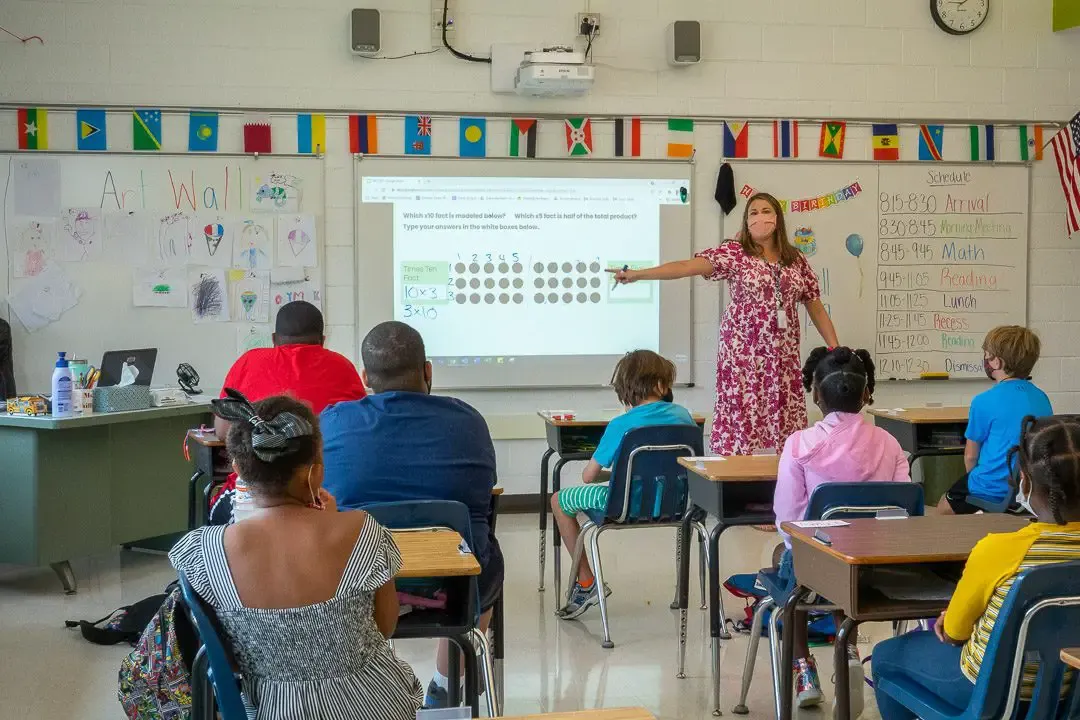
[
  {"xmin": 12, "ymin": 218, "xmax": 55, "ymax": 278},
  {"xmin": 7, "ymin": 265, "xmax": 81, "ymax": 332},
  {"xmin": 232, "ymin": 219, "xmax": 273, "ymax": 270},
  {"xmin": 133, "ymin": 267, "xmax": 187, "ymax": 308},
  {"xmin": 250, "ymin": 171, "xmax": 303, "ymax": 213},
  {"xmin": 270, "ymin": 279, "xmax": 322, "ymax": 323},
  {"xmin": 189, "ymin": 269, "xmax": 230, "ymax": 323},
  {"xmin": 274, "ymin": 214, "xmax": 318, "ymax": 267},
  {"xmin": 190, "ymin": 214, "xmax": 235, "ymax": 268},
  {"xmin": 103, "ymin": 212, "xmax": 151, "ymax": 266},
  {"xmin": 58, "ymin": 208, "xmax": 103, "ymax": 261},
  {"xmin": 155, "ymin": 212, "xmax": 192, "ymax": 266},
  {"xmin": 228, "ymin": 269, "xmax": 271, "ymax": 323},
  {"xmin": 236, "ymin": 325, "xmax": 273, "ymax": 356}
]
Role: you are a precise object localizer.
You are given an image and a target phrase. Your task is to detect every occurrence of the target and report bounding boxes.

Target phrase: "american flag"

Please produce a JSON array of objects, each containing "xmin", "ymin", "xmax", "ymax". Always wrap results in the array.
[
  {"xmin": 417, "ymin": 115, "xmax": 432, "ymax": 136},
  {"xmin": 1050, "ymin": 112, "xmax": 1080, "ymax": 236}
]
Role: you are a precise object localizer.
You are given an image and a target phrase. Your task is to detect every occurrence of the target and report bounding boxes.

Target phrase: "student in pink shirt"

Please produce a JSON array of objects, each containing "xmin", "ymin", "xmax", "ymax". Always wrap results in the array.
[{"xmin": 774, "ymin": 346, "xmax": 911, "ymax": 712}]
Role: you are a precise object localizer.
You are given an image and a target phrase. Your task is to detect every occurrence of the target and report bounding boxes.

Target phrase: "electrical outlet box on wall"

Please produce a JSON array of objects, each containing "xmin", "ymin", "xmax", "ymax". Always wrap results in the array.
[
  {"xmin": 490, "ymin": 43, "xmax": 533, "ymax": 94},
  {"xmin": 432, "ymin": 0, "xmax": 455, "ymax": 44}
]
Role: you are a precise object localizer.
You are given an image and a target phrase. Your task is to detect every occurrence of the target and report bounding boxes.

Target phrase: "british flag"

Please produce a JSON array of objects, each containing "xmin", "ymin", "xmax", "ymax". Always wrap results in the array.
[
  {"xmin": 417, "ymin": 115, "xmax": 432, "ymax": 136},
  {"xmin": 1050, "ymin": 111, "xmax": 1080, "ymax": 236}
]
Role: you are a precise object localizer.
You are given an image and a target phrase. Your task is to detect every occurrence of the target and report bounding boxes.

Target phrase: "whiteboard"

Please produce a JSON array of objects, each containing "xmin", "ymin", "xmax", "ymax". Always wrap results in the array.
[
  {"xmin": 353, "ymin": 156, "xmax": 695, "ymax": 389},
  {"xmin": 725, "ymin": 161, "xmax": 1029, "ymax": 379},
  {"xmin": 1, "ymin": 154, "xmax": 325, "ymax": 393}
]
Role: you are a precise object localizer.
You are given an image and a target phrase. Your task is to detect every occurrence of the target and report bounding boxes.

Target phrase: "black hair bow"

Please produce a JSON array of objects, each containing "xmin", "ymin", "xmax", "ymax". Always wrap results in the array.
[{"xmin": 211, "ymin": 388, "xmax": 313, "ymax": 462}]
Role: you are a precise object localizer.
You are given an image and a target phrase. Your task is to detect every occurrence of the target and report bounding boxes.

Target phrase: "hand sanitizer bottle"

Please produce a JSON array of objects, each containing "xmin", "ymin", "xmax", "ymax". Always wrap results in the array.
[{"xmin": 51, "ymin": 352, "xmax": 73, "ymax": 417}]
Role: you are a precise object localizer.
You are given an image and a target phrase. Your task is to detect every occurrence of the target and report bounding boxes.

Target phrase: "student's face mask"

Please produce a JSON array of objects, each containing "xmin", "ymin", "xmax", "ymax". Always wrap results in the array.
[
  {"xmin": 661, "ymin": 389, "xmax": 674, "ymax": 403},
  {"xmin": 1016, "ymin": 475, "xmax": 1035, "ymax": 515}
]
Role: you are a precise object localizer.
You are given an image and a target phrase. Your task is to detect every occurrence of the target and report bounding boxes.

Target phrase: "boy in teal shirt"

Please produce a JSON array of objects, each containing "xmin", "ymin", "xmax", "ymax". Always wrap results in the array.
[
  {"xmin": 551, "ymin": 349, "xmax": 697, "ymax": 618},
  {"xmin": 939, "ymin": 325, "xmax": 1053, "ymax": 514}
]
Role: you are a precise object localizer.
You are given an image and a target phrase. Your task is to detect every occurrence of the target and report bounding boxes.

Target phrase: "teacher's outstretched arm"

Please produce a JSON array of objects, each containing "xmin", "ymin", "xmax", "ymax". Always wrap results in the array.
[
  {"xmin": 806, "ymin": 298, "xmax": 839, "ymax": 348},
  {"xmin": 609, "ymin": 257, "xmax": 714, "ymax": 284}
]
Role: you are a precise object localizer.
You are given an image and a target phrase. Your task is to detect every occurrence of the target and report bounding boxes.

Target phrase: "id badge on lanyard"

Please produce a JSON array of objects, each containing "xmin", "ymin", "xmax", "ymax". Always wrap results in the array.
[{"xmin": 774, "ymin": 266, "xmax": 787, "ymax": 329}]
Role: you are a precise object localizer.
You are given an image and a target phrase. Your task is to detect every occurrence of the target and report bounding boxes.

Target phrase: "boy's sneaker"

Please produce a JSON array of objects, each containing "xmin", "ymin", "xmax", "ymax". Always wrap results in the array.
[
  {"xmin": 557, "ymin": 581, "xmax": 602, "ymax": 619},
  {"xmin": 794, "ymin": 657, "xmax": 824, "ymax": 708},
  {"xmin": 833, "ymin": 645, "xmax": 865, "ymax": 719}
]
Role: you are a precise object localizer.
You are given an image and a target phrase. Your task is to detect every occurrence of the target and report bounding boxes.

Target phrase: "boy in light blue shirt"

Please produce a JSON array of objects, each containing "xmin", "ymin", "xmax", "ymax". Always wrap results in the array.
[
  {"xmin": 551, "ymin": 349, "xmax": 697, "ymax": 618},
  {"xmin": 939, "ymin": 325, "xmax": 1053, "ymax": 514}
]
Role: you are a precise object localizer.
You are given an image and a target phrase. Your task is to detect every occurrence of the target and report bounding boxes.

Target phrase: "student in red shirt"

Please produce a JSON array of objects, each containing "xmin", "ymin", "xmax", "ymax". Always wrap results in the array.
[{"xmin": 208, "ymin": 301, "xmax": 365, "ymax": 524}]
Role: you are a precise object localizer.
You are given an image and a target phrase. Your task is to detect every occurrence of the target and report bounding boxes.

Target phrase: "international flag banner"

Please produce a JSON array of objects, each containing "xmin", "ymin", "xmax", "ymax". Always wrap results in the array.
[
  {"xmin": 459, "ymin": 117, "xmax": 486, "ymax": 157},
  {"xmin": 509, "ymin": 118, "xmax": 537, "ymax": 158},
  {"xmin": 918, "ymin": 124, "xmax": 944, "ymax": 161},
  {"xmin": 297, "ymin": 113, "xmax": 326, "ymax": 154},
  {"xmin": 614, "ymin": 117, "xmax": 641, "ymax": 157},
  {"xmin": 243, "ymin": 116, "xmax": 273, "ymax": 154},
  {"xmin": 969, "ymin": 124, "xmax": 996, "ymax": 161},
  {"xmin": 667, "ymin": 118, "xmax": 694, "ymax": 158},
  {"xmin": 405, "ymin": 115, "xmax": 432, "ymax": 155},
  {"xmin": 723, "ymin": 121, "xmax": 749, "ymax": 158},
  {"xmin": 1050, "ymin": 112, "xmax": 1080, "ymax": 236},
  {"xmin": 565, "ymin": 118, "xmax": 593, "ymax": 156},
  {"xmin": 17, "ymin": 108, "xmax": 48, "ymax": 150},
  {"xmin": 872, "ymin": 123, "xmax": 900, "ymax": 161},
  {"xmin": 76, "ymin": 109, "xmax": 107, "ymax": 151},
  {"xmin": 819, "ymin": 121, "xmax": 846, "ymax": 159},
  {"xmin": 349, "ymin": 115, "xmax": 378, "ymax": 154},
  {"xmin": 188, "ymin": 112, "xmax": 219, "ymax": 152},
  {"xmin": 773, "ymin": 120, "xmax": 798, "ymax": 158},
  {"xmin": 1020, "ymin": 125, "xmax": 1043, "ymax": 162},
  {"xmin": 133, "ymin": 109, "xmax": 162, "ymax": 151}
]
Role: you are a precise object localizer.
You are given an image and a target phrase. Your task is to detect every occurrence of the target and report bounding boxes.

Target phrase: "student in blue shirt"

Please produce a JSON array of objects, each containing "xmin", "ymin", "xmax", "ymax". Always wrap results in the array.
[
  {"xmin": 319, "ymin": 321, "xmax": 501, "ymax": 709},
  {"xmin": 938, "ymin": 325, "xmax": 1053, "ymax": 514},
  {"xmin": 552, "ymin": 350, "xmax": 697, "ymax": 618}
]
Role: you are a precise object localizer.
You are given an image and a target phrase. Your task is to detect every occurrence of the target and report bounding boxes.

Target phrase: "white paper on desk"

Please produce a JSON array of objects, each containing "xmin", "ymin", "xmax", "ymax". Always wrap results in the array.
[
  {"xmin": 870, "ymin": 567, "xmax": 956, "ymax": 602},
  {"xmin": 792, "ymin": 520, "xmax": 850, "ymax": 529},
  {"xmin": 7, "ymin": 265, "xmax": 81, "ymax": 332},
  {"xmin": 684, "ymin": 456, "xmax": 721, "ymax": 463},
  {"xmin": 13, "ymin": 157, "xmax": 61, "ymax": 216}
]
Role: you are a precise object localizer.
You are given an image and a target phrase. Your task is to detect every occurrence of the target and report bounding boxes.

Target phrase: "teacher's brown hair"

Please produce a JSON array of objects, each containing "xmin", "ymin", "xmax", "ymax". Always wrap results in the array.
[{"xmin": 738, "ymin": 192, "xmax": 801, "ymax": 266}]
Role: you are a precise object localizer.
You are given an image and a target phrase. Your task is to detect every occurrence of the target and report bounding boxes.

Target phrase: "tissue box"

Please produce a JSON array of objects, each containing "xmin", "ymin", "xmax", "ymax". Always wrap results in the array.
[{"xmin": 93, "ymin": 386, "xmax": 152, "ymax": 413}]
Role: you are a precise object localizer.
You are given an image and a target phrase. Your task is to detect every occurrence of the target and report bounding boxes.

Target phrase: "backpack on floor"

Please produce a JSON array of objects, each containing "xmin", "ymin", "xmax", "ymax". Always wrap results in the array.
[
  {"xmin": 67, "ymin": 592, "xmax": 170, "ymax": 646},
  {"xmin": 724, "ymin": 572, "xmax": 837, "ymax": 644},
  {"xmin": 117, "ymin": 583, "xmax": 199, "ymax": 720}
]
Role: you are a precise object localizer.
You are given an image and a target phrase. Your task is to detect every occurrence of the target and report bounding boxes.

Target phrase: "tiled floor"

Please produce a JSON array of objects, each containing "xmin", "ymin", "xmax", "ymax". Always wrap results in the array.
[{"xmin": 0, "ymin": 514, "xmax": 889, "ymax": 719}]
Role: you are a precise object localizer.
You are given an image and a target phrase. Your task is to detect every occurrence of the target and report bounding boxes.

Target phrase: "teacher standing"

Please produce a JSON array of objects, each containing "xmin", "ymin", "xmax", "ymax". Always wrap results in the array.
[{"xmin": 614, "ymin": 193, "xmax": 839, "ymax": 455}]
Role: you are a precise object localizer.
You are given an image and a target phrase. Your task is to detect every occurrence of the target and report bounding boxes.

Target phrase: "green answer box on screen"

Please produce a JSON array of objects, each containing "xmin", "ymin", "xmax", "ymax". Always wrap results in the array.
[
  {"xmin": 607, "ymin": 261, "xmax": 654, "ymax": 303},
  {"xmin": 400, "ymin": 261, "xmax": 450, "ymax": 304},
  {"xmin": 1054, "ymin": 0, "xmax": 1080, "ymax": 30}
]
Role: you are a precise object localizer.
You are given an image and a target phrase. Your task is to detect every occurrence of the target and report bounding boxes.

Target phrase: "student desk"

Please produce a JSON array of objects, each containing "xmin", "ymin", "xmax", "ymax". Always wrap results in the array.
[
  {"xmin": 186, "ymin": 429, "xmax": 227, "ymax": 529},
  {"xmin": 393, "ymin": 529, "xmax": 481, "ymax": 578},
  {"xmin": 779, "ymin": 514, "xmax": 1028, "ymax": 720},
  {"xmin": 1062, "ymin": 648, "xmax": 1080, "ymax": 670},
  {"xmin": 868, "ymin": 407, "xmax": 969, "ymax": 468},
  {"xmin": 677, "ymin": 455, "xmax": 779, "ymax": 716},
  {"xmin": 536, "ymin": 412, "xmax": 707, "ymax": 592},
  {"xmin": 490, "ymin": 710, "xmax": 655, "ymax": 720},
  {"xmin": 0, "ymin": 403, "xmax": 212, "ymax": 593}
]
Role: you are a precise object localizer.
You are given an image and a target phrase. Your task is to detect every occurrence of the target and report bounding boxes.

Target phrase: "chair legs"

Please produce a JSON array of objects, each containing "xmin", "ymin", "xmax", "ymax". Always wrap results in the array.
[
  {"xmin": 732, "ymin": 596, "xmax": 773, "ymax": 715},
  {"xmin": 589, "ymin": 526, "xmax": 615, "ymax": 649},
  {"xmin": 469, "ymin": 627, "xmax": 500, "ymax": 718},
  {"xmin": 768, "ymin": 599, "xmax": 784, "ymax": 720},
  {"xmin": 561, "ymin": 520, "xmax": 596, "ymax": 609},
  {"xmin": 692, "ymin": 521, "xmax": 711, "ymax": 612}
]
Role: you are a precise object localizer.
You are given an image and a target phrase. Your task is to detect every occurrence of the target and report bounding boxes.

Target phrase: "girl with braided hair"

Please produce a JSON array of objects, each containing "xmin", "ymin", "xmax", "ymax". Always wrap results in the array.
[
  {"xmin": 871, "ymin": 415, "xmax": 1080, "ymax": 720},
  {"xmin": 773, "ymin": 347, "xmax": 911, "ymax": 711}
]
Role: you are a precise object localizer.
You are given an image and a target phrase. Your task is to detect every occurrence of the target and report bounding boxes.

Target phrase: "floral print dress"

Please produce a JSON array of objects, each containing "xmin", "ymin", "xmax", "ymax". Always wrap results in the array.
[{"xmin": 696, "ymin": 241, "xmax": 821, "ymax": 455}]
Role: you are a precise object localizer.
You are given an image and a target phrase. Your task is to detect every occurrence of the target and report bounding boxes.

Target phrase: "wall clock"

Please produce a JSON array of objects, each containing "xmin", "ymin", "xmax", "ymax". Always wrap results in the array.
[{"xmin": 931, "ymin": 0, "xmax": 989, "ymax": 35}]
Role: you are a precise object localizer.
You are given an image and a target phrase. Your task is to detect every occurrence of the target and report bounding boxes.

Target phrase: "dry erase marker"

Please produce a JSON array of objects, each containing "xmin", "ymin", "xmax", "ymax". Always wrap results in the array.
[{"xmin": 609, "ymin": 264, "xmax": 629, "ymax": 291}]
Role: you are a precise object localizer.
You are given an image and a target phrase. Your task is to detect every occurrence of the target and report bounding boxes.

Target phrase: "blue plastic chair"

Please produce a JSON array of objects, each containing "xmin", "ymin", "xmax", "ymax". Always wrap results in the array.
[
  {"xmin": 875, "ymin": 559, "xmax": 1080, "ymax": 720},
  {"xmin": 362, "ymin": 499, "xmax": 498, "ymax": 717},
  {"xmin": 733, "ymin": 481, "xmax": 926, "ymax": 717},
  {"xmin": 177, "ymin": 574, "xmax": 248, "ymax": 720},
  {"xmin": 562, "ymin": 424, "xmax": 704, "ymax": 649}
]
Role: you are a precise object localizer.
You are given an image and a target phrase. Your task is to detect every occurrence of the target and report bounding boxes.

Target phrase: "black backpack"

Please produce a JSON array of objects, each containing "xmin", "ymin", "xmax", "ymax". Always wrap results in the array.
[{"xmin": 66, "ymin": 584, "xmax": 174, "ymax": 646}]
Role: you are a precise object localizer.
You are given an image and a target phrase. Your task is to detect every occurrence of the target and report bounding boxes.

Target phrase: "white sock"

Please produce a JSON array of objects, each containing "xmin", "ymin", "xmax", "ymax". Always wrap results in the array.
[{"xmin": 432, "ymin": 670, "xmax": 449, "ymax": 691}]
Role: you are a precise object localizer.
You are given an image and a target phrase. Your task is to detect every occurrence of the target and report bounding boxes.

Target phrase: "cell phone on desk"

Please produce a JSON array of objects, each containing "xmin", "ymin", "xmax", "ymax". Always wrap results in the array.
[{"xmin": 813, "ymin": 530, "xmax": 832, "ymax": 546}]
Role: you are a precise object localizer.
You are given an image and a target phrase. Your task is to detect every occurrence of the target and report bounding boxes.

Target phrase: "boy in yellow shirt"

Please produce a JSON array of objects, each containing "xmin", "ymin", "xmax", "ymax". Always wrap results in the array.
[{"xmin": 871, "ymin": 415, "xmax": 1080, "ymax": 719}]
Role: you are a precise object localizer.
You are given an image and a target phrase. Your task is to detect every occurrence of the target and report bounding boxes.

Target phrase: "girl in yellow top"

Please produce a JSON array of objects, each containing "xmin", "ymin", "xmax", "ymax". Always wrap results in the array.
[{"xmin": 871, "ymin": 415, "xmax": 1080, "ymax": 720}]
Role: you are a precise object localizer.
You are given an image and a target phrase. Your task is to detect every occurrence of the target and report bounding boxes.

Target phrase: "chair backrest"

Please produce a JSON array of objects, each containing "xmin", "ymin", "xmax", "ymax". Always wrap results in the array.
[
  {"xmin": 361, "ymin": 499, "xmax": 475, "ymax": 549},
  {"xmin": 965, "ymin": 559, "xmax": 1080, "ymax": 719},
  {"xmin": 604, "ymin": 424, "xmax": 704, "ymax": 525},
  {"xmin": 805, "ymin": 482, "xmax": 925, "ymax": 521},
  {"xmin": 177, "ymin": 574, "xmax": 248, "ymax": 720}
]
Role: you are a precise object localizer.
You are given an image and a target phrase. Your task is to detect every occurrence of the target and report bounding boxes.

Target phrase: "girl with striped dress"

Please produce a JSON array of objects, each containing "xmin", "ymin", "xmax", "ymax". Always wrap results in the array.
[{"xmin": 170, "ymin": 390, "xmax": 422, "ymax": 720}]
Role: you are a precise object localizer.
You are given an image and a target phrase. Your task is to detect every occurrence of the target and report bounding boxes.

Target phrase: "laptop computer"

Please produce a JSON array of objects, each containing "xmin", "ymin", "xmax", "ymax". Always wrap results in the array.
[{"xmin": 99, "ymin": 348, "xmax": 158, "ymax": 387}]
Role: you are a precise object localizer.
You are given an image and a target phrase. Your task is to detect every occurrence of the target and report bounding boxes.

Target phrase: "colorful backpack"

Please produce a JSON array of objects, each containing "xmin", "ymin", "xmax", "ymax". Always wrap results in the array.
[{"xmin": 117, "ymin": 584, "xmax": 198, "ymax": 720}]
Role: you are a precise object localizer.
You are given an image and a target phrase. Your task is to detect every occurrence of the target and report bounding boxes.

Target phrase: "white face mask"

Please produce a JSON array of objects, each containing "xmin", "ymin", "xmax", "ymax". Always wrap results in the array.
[{"xmin": 1016, "ymin": 479, "xmax": 1034, "ymax": 515}]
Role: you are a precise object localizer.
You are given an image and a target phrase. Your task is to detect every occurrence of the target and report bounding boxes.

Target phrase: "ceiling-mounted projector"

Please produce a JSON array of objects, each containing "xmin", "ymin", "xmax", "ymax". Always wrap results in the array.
[{"xmin": 514, "ymin": 46, "xmax": 595, "ymax": 97}]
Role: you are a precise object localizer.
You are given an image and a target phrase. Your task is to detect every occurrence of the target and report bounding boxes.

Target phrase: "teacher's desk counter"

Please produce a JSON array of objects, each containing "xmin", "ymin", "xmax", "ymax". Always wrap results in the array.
[{"xmin": 0, "ymin": 403, "xmax": 212, "ymax": 592}]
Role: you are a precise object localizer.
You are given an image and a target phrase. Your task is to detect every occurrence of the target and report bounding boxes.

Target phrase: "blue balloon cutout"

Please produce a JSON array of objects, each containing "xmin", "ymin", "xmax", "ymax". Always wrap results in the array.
[{"xmin": 845, "ymin": 233, "xmax": 864, "ymax": 258}]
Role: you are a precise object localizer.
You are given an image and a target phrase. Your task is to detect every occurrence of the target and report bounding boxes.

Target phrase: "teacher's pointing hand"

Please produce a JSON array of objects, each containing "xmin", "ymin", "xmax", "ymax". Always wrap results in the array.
[{"xmin": 606, "ymin": 267, "xmax": 640, "ymax": 284}]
